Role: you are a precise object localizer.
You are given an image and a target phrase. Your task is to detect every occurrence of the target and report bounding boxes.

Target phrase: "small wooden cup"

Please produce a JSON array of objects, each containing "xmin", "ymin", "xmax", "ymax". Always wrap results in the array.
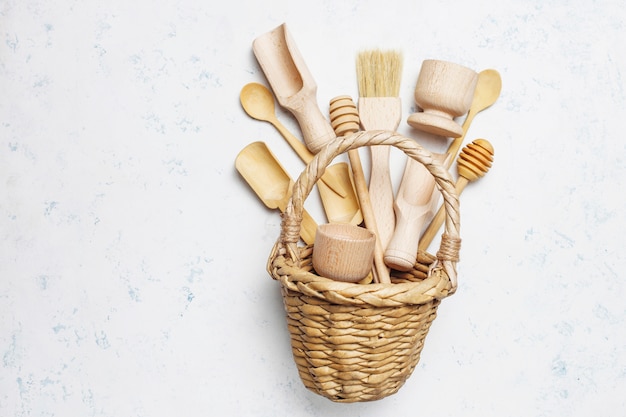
[
  {"xmin": 312, "ymin": 223, "xmax": 376, "ymax": 282},
  {"xmin": 407, "ymin": 59, "xmax": 478, "ymax": 138}
]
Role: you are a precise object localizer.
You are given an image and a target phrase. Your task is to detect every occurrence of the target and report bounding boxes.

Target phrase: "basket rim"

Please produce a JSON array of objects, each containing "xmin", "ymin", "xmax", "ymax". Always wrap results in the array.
[{"xmin": 269, "ymin": 244, "xmax": 454, "ymax": 307}]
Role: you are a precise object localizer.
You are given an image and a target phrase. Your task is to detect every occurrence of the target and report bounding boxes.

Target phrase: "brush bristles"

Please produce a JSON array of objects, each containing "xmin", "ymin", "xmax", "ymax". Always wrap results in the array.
[{"xmin": 356, "ymin": 49, "xmax": 403, "ymax": 97}]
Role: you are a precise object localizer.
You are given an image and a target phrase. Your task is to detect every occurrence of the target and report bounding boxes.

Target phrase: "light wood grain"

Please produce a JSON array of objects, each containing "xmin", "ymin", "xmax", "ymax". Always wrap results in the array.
[
  {"xmin": 384, "ymin": 152, "xmax": 444, "ymax": 271},
  {"xmin": 235, "ymin": 141, "xmax": 317, "ymax": 245},
  {"xmin": 239, "ymin": 82, "xmax": 362, "ymax": 225},
  {"xmin": 312, "ymin": 223, "xmax": 376, "ymax": 282},
  {"xmin": 407, "ymin": 59, "xmax": 478, "ymax": 138},
  {"xmin": 356, "ymin": 50, "xmax": 403, "ymax": 251},
  {"xmin": 252, "ymin": 23, "xmax": 336, "ymax": 154},
  {"xmin": 444, "ymin": 69, "xmax": 502, "ymax": 169},
  {"xmin": 240, "ymin": 82, "xmax": 349, "ymax": 197},
  {"xmin": 329, "ymin": 95, "xmax": 391, "ymax": 284}
]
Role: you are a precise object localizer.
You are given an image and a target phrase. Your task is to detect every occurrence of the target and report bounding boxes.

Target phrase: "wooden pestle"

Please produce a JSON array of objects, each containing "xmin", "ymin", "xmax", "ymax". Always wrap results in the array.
[
  {"xmin": 386, "ymin": 60, "xmax": 477, "ymax": 272},
  {"xmin": 328, "ymin": 95, "xmax": 391, "ymax": 284},
  {"xmin": 418, "ymin": 139, "xmax": 494, "ymax": 252}
]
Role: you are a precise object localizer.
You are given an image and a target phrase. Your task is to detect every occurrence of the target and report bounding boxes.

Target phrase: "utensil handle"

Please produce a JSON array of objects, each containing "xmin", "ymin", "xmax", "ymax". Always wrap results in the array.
[
  {"xmin": 290, "ymin": 98, "xmax": 337, "ymax": 154},
  {"xmin": 347, "ymin": 149, "xmax": 391, "ymax": 284},
  {"xmin": 384, "ymin": 156, "xmax": 439, "ymax": 271},
  {"xmin": 274, "ymin": 130, "xmax": 461, "ymax": 290},
  {"xmin": 444, "ymin": 110, "xmax": 475, "ymax": 170},
  {"xmin": 273, "ymin": 117, "xmax": 316, "ymax": 163},
  {"xmin": 419, "ymin": 178, "xmax": 468, "ymax": 252},
  {"xmin": 273, "ymin": 117, "xmax": 348, "ymax": 197},
  {"xmin": 368, "ymin": 145, "xmax": 395, "ymax": 250},
  {"xmin": 359, "ymin": 97, "xmax": 402, "ymax": 250}
]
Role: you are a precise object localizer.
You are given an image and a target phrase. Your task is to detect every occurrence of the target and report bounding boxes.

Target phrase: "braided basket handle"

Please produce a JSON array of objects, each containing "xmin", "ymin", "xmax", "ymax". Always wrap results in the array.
[{"xmin": 277, "ymin": 130, "xmax": 461, "ymax": 289}]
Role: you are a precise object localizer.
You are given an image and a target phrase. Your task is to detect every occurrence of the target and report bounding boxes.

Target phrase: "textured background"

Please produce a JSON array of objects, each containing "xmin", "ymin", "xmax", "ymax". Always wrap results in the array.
[{"xmin": 2, "ymin": 0, "xmax": 625, "ymax": 415}]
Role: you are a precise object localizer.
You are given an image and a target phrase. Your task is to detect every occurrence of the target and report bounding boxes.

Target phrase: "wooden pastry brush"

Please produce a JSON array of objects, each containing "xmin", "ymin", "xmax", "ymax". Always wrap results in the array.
[{"xmin": 356, "ymin": 50, "xmax": 403, "ymax": 251}]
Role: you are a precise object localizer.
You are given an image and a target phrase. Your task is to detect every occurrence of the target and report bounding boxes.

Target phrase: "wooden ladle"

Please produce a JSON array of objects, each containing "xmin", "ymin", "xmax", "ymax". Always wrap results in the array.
[{"xmin": 235, "ymin": 141, "xmax": 318, "ymax": 245}]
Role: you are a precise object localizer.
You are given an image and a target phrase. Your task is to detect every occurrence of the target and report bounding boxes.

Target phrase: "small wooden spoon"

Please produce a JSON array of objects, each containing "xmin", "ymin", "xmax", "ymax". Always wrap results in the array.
[
  {"xmin": 240, "ymin": 82, "xmax": 349, "ymax": 198},
  {"xmin": 235, "ymin": 141, "xmax": 317, "ymax": 245},
  {"xmin": 418, "ymin": 139, "xmax": 494, "ymax": 252},
  {"xmin": 240, "ymin": 83, "xmax": 362, "ymax": 226},
  {"xmin": 445, "ymin": 69, "xmax": 502, "ymax": 169}
]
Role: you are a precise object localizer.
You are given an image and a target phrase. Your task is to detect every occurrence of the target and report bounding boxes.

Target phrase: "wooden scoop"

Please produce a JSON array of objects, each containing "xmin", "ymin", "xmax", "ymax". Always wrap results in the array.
[
  {"xmin": 240, "ymin": 83, "xmax": 362, "ymax": 226},
  {"xmin": 235, "ymin": 141, "xmax": 317, "ymax": 245},
  {"xmin": 418, "ymin": 139, "xmax": 494, "ymax": 252},
  {"xmin": 239, "ymin": 83, "xmax": 346, "ymax": 197},
  {"xmin": 252, "ymin": 23, "xmax": 336, "ymax": 154},
  {"xmin": 384, "ymin": 152, "xmax": 445, "ymax": 271},
  {"xmin": 239, "ymin": 82, "xmax": 349, "ymax": 198}
]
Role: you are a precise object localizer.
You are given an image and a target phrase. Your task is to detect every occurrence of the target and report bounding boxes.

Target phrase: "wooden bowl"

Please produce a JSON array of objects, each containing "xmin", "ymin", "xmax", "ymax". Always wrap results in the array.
[{"xmin": 312, "ymin": 223, "xmax": 376, "ymax": 282}]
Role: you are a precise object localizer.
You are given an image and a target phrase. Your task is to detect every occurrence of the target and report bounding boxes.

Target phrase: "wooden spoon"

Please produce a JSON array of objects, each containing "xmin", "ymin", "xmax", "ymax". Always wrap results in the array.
[
  {"xmin": 240, "ymin": 83, "xmax": 362, "ymax": 226},
  {"xmin": 444, "ymin": 69, "xmax": 502, "ymax": 169},
  {"xmin": 240, "ymin": 82, "xmax": 349, "ymax": 198},
  {"xmin": 235, "ymin": 141, "xmax": 317, "ymax": 245},
  {"xmin": 418, "ymin": 139, "xmax": 494, "ymax": 252}
]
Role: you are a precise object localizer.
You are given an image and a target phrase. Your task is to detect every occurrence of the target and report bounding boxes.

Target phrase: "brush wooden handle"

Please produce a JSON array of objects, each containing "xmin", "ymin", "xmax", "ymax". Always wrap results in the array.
[
  {"xmin": 252, "ymin": 23, "xmax": 336, "ymax": 154},
  {"xmin": 329, "ymin": 96, "xmax": 391, "ymax": 284},
  {"xmin": 358, "ymin": 97, "xmax": 400, "ymax": 250}
]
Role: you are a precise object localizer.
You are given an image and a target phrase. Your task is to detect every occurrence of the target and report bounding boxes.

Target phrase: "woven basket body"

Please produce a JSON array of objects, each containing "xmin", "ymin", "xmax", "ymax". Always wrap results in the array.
[{"xmin": 267, "ymin": 131, "xmax": 461, "ymax": 402}]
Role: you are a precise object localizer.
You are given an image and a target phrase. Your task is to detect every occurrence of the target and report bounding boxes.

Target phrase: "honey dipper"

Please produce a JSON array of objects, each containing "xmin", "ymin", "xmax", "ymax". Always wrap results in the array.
[
  {"xmin": 328, "ymin": 95, "xmax": 391, "ymax": 284},
  {"xmin": 418, "ymin": 139, "xmax": 494, "ymax": 252}
]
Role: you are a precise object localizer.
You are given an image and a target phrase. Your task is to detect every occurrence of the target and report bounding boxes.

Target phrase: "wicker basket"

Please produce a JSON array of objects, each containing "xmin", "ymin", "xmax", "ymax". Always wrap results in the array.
[{"xmin": 267, "ymin": 130, "xmax": 461, "ymax": 402}]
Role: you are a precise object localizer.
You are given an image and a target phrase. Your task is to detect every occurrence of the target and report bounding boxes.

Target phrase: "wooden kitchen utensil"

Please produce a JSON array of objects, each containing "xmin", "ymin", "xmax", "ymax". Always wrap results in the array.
[
  {"xmin": 385, "ymin": 59, "xmax": 477, "ymax": 272},
  {"xmin": 240, "ymin": 82, "xmax": 349, "ymax": 197},
  {"xmin": 312, "ymin": 223, "xmax": 376, "ymax": 282},
  {"xmin": 355, "ymin": 50, "xmax": 403, "ymax": 250},
  {"xmin": 267, "ymin": 130, "xmax": 461, "ymax": 402},
  {"xmin": 235, "ymin": 141, "xmax": 318, "ymax": 245},
  {"xmin": 407, "ymin": 59, "xmax": 478, "ymax": 138},
  {"xmin": 252, "ymin": 23, "xmax": 336, "ymax": 154},
  {"xmin": 240, "ymin": 82, "xmax": 363, "ymax": 225},
  {"xmin": 444, "ymin": 69, "xmax": 502, "ymax": 169},
  {"xmin": 384, "ymin": 151, "xmax": 445, "ymax": 271},
  {"xmin": 329, "ymin": 95, "xmax": 391, "ymax": 284},
  {"xmin": 419, "ymin": 139, "xmax": 494, "ymax": 252}
]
